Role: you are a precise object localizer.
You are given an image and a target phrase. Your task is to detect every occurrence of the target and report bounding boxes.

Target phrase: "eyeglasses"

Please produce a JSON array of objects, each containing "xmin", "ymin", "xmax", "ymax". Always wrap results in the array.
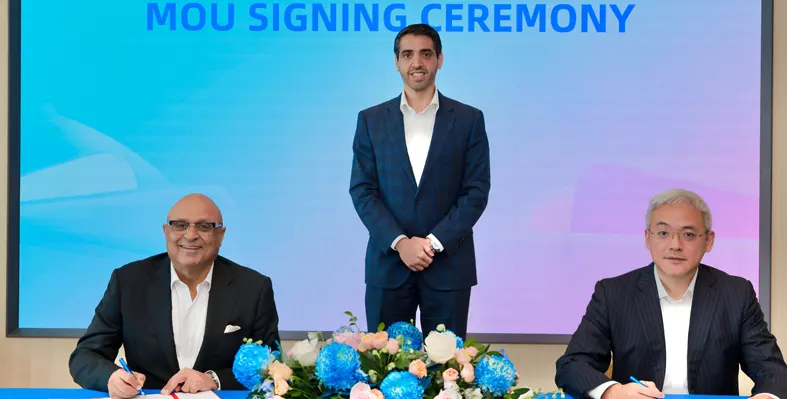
[
  {"xmin": 648, "ymin": 229, "xmax": 708, "ymax": 243},
  {"xmin": 167, "ymin": 220, "xmax": 223, "ymax": 234}
]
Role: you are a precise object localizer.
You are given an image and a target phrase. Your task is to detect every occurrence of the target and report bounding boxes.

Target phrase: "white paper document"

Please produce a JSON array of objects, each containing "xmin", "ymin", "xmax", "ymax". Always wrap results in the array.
[{"xmin": 95, "ymin": 391, "xmax": 221, "ymax": 399}]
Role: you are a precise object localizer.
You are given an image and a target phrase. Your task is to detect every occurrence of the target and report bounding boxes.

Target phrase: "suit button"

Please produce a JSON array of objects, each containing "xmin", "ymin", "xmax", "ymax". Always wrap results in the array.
[{"xmin": 416, "ymin": 199, "xmax": 421, "ymax": 204}]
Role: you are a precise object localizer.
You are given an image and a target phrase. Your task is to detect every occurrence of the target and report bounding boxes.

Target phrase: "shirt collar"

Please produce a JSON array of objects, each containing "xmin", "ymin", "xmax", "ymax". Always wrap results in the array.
[
  {"xmin": 170, "ymin": 262, "xmax": 214, "ymax": 290},
  {"xmin": 400, "ymin": 87, "xmax": 440, "ymax": 113},
  {"xmin": 654, "ymin": 264, "xmax": 698, "ymax": 301}
]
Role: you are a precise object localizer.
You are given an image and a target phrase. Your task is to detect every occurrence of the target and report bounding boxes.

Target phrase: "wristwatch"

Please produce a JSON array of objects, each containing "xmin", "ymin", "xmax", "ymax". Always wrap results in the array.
[
  {"xmin": 430, "ymin": 238, "xmax": 442, "ymax": 253},
  {"xmin": 206, "ymin": 370, "xmax": 221, "ymax": 390}
]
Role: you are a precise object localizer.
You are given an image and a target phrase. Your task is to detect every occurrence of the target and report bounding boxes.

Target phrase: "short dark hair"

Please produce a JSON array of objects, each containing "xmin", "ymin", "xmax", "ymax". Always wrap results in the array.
[{"xmin": 393, "ymin": 24, "xmax": 442, "ymax": 57}]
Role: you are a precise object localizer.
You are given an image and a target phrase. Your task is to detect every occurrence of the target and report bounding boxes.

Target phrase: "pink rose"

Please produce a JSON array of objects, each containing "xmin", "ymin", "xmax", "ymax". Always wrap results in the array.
[
  {"xmin": 465, "ymin": 347, "xmax": 479, "ymax": 358},
  {"xmin": 335, "ymin": 331, "xmax": 364, "ymax": 350},
  {"xmin": 409, "ymin": 359, "xmax": 427, "ymax": 378},
  {"xmin": 358, "ymin": 334, "xmax": 375, "ymax": 352},
  {"xmin": 461, "ymin": 363, "xmax": 475, "ymax": 383},
  {"xmin": 386, "ymin": 338, "xmax": 399, "ymax": 354},
  {"xmin": 372, "ymin": 332, "xmax": 389, "ymax": 350},
  {"xmin": 351, "ymin": 382, "xmax": 379, "ymax": 399},
  {"xmin": 434, "ymin": 389, "xmax": 461, "ymax": 399},
  {"xmin": 268, "ymin": 361, "xmax": 293, "ymax": 380},
  {"xmin": 442, "ymin": 368, "xmax": 459, "ymax": 382},
  {"xmin": 454, "ymin": 349, "xmax": 471, "ymax": 365},
  {"xmin": 371, "ymin": 389, "xmax": 384, "ymax": 399},
  {"xmin": 274, "ymin": 378, "xmax": 289, "ymax": 396}
]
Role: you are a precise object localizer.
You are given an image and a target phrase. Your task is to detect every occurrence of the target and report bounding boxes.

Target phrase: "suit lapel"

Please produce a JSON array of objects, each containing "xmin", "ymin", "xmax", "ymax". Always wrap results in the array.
[
  {"xmin": 146, "ymin": 258, "xmax": 179, "ymax": 373},
  {"xmin": 385, "ymin": 99, "xmax": 418, "ymax": 190},
  {"xmin": 636, "ymin": 264, "xmax": 667, "ymax": 389},
  {"xmin": 419, "ymin": 95, "xmax": 455, "ymax": 189},
  {"xmin": 686, "ymin": 266, "xmax": 718, "ymax": 389},
  {"xmin": 193, "ymin": 258, "xmax": 236, "ymax": 370}
]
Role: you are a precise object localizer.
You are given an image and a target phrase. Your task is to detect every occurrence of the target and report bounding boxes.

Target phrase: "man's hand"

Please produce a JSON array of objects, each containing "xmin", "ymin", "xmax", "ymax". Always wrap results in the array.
[
  {"xmin": 601, "ymin": 382, "xmax": 664, "ymax": 399},
  {"xmin": 107, "ymin": 368, "xmax": 145, "ymax": 399},
  {"xmin": 161, "ymin": 368, "xmax": 218, "ymax": 394},
  {"xmin": 395, "ymin": 237, "xmax": 433, "ymax": 271}
]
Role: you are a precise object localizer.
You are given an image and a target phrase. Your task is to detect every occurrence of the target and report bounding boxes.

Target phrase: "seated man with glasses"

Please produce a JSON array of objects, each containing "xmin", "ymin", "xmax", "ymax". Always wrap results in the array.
[
  {"xmin": 69, "ymin": 193, "xmax": 280, "ymax": 398},
  {"xmin": 555, "ymin": 188, "xmax": 787, "ymax": 399}
]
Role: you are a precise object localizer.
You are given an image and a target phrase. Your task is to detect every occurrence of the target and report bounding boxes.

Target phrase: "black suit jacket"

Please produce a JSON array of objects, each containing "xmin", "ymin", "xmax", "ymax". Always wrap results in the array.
[
  {"xmin": 349, "ymin": 92, "xmax": 491, "ymax": 290},
  {"xmin": 69, "ymin": 253, "xmax": 280, "ymax": 391},
  {"xmin": 555, "ymin": 264, "xmax": 787, "ymax": 398}
]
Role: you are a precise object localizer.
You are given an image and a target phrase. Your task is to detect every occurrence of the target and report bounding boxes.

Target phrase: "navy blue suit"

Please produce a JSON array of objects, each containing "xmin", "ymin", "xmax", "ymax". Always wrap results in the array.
[
  {"xmin": 555, "ymin": 264, "xmax": 787, "ymax": 399},
  {"xmin": 349, "ymin": 92, "xmax": 490, "ymax": 337}
]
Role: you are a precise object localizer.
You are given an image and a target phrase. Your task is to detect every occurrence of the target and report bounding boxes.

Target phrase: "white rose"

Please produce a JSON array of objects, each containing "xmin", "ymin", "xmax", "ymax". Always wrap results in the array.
[
  {"xmin": 463, "ymin": 388, "xmax": 483, "ymax": 399},
  {"xmin": 291, "ymin": 336, "xmax": 321, "ymax": 366},
  {"xmin": 424, "ymin": 330, "xmax": 458, "ymax": 364}
]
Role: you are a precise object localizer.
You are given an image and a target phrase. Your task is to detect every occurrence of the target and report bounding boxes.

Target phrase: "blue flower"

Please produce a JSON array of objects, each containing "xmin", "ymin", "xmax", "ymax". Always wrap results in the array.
[
  {"xmin": 232, "ymin": 342, "xmax": 276, "ymax": 390},
  {"xmin": 475, "ymin": 353, "xmax": 518, "ymax": 395},
  {"xmin": 315, "ymin": 342, "xmax": 367, "ymax": 391},
  {"xmin": 380, "ymin": 371, "xmax": 424, "ymax": 399},
  {"xmin": 387, "ymin": 322, "xmax": 422, "ymax": 351}
]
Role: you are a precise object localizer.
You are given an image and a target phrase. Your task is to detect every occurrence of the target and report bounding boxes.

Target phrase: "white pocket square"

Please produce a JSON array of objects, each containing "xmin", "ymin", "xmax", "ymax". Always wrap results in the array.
[{"xmin": 224, "ymin": 325, "xmax": 241, "ymax": 333}]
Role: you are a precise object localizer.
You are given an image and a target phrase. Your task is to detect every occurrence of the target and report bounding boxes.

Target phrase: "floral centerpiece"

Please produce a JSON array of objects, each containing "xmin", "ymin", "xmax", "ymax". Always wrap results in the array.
[{"xmin": 232, "ymin": 312, "xmax": 563, "ymax": 399}]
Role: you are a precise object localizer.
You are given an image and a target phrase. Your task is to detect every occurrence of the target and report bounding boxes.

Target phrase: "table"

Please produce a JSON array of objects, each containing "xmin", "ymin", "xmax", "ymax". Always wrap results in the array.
[
  {"xmin": 0, "ymin": 391, "xmax": 748, "ymax": 399},
  {"xmin": 0, "ymin": 389, "xmax": 250, "ymax": 399}
]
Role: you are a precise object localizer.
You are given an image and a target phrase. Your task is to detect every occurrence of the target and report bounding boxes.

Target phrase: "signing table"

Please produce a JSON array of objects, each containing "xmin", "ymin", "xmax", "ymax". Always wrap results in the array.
[
  {"xmin": 0, "ymin": 391, "xmax": 748, "ymax": 399},
  {"xmin": 0, "ymin": 389, "xmax": 250, "ymax": 399}
]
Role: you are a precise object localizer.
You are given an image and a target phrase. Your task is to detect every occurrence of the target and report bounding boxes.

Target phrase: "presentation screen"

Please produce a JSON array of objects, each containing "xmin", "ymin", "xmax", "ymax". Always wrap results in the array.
[{"xmin": 9, "ymin": 1, "xmax": 770, "ymax": 340}]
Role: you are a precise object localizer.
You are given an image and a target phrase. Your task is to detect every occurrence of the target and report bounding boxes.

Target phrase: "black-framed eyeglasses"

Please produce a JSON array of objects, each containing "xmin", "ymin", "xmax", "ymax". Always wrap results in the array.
[{"xmin": 167, "ymin": 220, "xmax": 223, "ymax": 234}]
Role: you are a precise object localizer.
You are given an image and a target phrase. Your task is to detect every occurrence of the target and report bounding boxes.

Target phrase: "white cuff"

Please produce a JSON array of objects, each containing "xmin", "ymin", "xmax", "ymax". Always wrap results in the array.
[
  {"xmin": 427, "ymin": 234, "xmax": 444, "ymax": 252},
  {"xmin": 205, "ymin": 370, "xmax": 221, "ymax": 390},
  {"xmin": 587, "ymin": 381, "xmax": 618, "ymax": 399},
  {"xmin": 391, "ymin": 235, "xmax": 407, "ymax": 251}
]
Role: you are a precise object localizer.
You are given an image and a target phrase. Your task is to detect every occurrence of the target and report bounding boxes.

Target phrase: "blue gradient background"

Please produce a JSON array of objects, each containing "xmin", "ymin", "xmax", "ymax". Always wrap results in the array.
[{"xmin": 17, "ymin": 1, "xmax": 762, "ymax": 335}]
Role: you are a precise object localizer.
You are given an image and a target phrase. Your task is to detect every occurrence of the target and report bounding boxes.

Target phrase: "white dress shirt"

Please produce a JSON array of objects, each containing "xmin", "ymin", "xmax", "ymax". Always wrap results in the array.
[
  {"xmin": 391, "ymin": 88, "xmax": 444, "ymax": 252},
  {"xmin": 170, "ymin": 263, "xmax": 213, "ymax": 370},
  {"xmin": 589, "ymin": 267, "xmax": 698, "ymax": 398}
]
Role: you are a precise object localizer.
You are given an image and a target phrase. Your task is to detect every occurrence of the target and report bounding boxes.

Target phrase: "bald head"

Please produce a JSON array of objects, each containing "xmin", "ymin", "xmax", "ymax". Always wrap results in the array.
[
  {"xmin": 163, "ymin": 193, "xmax": 225, "ymax": 272},
  {"xmin": 167, "ymin": 193, "xmax": 223, "ymax": 223}
]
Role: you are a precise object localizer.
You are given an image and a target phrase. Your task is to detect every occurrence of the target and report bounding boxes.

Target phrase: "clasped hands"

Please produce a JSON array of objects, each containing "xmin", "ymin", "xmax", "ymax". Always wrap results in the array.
[
  {"xmin": 396, "ymin": 237, "xmax": 434, "ymax": 271},
  {"xmin": 108, "ymin": 367, "xmax": 217, "ymax": 399},
  {"xmin": 600, "ymin": 381, "xmax": 773, "ymax": 399}
]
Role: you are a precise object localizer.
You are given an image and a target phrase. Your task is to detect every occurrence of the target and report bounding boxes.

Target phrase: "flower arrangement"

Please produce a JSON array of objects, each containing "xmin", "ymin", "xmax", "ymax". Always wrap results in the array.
[{"xmin": 232, "ymin": 312, "xmax": 562, "ymax": 399}]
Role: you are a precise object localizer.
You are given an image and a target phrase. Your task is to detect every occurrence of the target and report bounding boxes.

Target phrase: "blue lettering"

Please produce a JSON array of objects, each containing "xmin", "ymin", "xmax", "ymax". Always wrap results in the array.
[
  {"xmin": 272, "ymin": 3, "xmax": 280, "ymax": 31},
  {"xmin": 249, "ymin": 3, "xmax": 267, "ymax": 31},
  {"xmin": 384, "ymin": 4, "xmax": 406, "ymax": 32},
  {"xmin": 285, "ymin": 3, "xmax": 306, "ymax": 31},
  {"xmin": 313, "ymin": 4, "xmax": 336, "ymax": 31},
  {"xmin": 147, "ymin": 3, "xmax": 176, "ymax": 30},
  {"xmin": 581, "ymin": 4, "xmax": 605, "ymax": 32},
  {"xmin": 421, "ymin": 3, "xmax": 441, "ymax": 31},
  {"xmin": 342, "ymin": 3, "xmax": 350, "ymax": 31},
  {"xmin": 493, "ymin": 4, "xmax": 511, "ymax": 32},
  {"xmin": 516, "ymin": 4, "xmax": 545, "ymax": 32},
  {"xmin": 611, "ymin": 4, "xmax": 635, "ymax": 32},
  {"xmin": 551, "ymin": 4, "xmax": 576, "ymax": 33},
  {"xmin": 181, "ymin": 3, "xmax": 206, "ymax": 31},
  {"xmin": 446, "ymin": 3, "xmax": 462, "ymax": 32},
  {"xmin": 468, "ymin": 4, "xmax": 489, "ymax": 32},
  {"xmin": 210, "ymin": 3, "xmax": 234, "ymax": 31},
  {"xmin": 354, "ymin": 4, "xmax": 378, "ymax": 31}
]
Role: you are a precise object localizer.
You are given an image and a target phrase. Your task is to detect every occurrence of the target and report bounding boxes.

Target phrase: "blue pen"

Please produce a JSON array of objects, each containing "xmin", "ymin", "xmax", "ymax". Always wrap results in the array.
[
  {"xmin": 119, "ymin": 358, "xmax": 145, "ymax": 397},
  {"xmin": 629, "ymin": 376, "xmax": 647, "ymax": 387}
]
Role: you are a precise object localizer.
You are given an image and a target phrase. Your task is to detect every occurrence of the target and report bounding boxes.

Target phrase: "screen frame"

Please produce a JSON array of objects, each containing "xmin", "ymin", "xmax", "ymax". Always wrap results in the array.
[{"xmin": 5, "ymin": 1, "xmax": 776, "ymax": 344}]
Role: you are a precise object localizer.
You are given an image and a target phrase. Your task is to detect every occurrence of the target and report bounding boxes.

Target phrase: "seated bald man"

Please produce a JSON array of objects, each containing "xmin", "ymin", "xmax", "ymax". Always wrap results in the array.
[{"xmin": 69, "ymin": 194, "xmax": 280, "ymax": 398}]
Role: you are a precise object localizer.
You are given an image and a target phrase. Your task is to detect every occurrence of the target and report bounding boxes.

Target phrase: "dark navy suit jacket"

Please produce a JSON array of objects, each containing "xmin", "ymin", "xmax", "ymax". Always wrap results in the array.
[
  {"xmin": 555, "ymin": 264, "xmax": 787, "ymax": 399},
  {"xmin": 349, "ymin": 92, "xmax": 490, "ymax": 290}
]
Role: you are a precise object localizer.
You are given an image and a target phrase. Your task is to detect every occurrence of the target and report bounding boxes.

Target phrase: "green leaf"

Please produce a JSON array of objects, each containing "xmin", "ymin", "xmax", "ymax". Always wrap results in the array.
[
  {"xmin": 487, "ymin": 350, "xmax": 503, "ymax": 357},
  {"xmin": 464, "ymin": 338, "xmax": 477, "ymax": 347},
  {"xmin": 378, "ymin": 322, "xmax": 386, "ymax": 332}
]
